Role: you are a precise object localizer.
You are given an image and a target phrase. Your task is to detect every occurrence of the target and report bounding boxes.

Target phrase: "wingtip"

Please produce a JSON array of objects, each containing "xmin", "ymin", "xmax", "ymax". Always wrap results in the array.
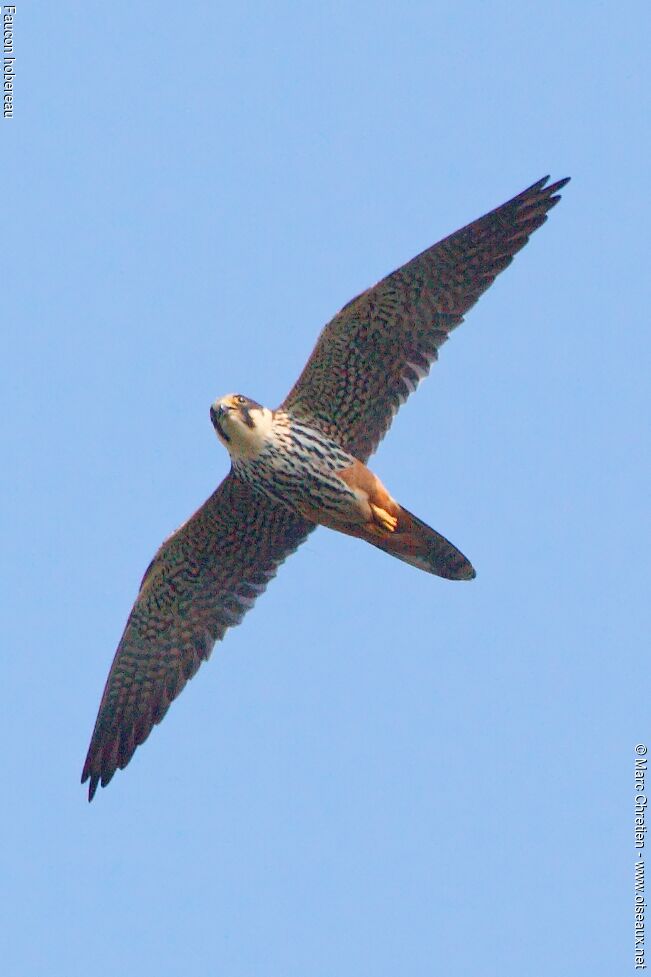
[
  {"xmin": 534, "ymin": 174, "xmax": 570, "ymax": 188},
  {"xmin": 523, "ymin": 175, "xmax": 571, "ymax": 200},
  {"xmin": 546, "ymin": 175, "xmax": 571, "ymax": 197},
  {"xmin": 513, "ymin": 175, "xmax": 570, "ymax": 221},
  {"xmin": 81, "ymin": 766, "xmax": 98, "ymax": 802}
]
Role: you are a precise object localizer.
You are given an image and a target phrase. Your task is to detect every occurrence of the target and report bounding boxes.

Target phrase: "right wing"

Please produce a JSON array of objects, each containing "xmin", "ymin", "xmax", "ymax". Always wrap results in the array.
[{"xmin": 81, "ymin": 473, "xmax": 313, "ymax": 800}]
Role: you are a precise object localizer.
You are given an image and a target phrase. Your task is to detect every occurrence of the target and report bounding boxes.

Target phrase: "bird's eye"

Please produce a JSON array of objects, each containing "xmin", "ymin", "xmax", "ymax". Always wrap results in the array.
[{"xmin": 236, "ymin": 395, "xmax": 247, "ymax": 405}]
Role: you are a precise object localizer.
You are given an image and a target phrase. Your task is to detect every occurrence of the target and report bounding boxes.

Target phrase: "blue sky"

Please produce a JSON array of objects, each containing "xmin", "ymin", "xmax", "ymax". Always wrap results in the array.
[{"xmin": 3, "ymin": 3, "xmax": 649, "ymax": 975}]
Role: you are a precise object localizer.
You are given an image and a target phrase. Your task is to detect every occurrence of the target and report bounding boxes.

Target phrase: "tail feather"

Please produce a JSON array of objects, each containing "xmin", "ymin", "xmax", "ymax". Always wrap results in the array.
[{"xmin": 367, "ymin": 505, "xmax": 476, "ymax": 580}]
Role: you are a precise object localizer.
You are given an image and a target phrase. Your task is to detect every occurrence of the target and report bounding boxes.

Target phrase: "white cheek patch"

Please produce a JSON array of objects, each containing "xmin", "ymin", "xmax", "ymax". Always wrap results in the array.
[
  {"xmin": 252, "ymin": 407, "xmax": 274, "ymax": 437},
  {"xmin": 224, "ymin": 407, "xmax": 274, "ymax": 460}
]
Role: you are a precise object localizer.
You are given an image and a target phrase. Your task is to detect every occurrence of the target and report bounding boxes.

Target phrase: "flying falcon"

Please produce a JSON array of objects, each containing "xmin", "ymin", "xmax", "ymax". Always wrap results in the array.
[{"xmin": 82, "ymin": 175, "xmax": 569, "ymax": 799}]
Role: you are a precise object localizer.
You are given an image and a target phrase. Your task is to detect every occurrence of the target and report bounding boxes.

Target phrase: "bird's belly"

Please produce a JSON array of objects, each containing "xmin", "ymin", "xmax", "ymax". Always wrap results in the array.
[{"xmin": 234, "ymin": 451, "xmax": 362, "ymax": 520}]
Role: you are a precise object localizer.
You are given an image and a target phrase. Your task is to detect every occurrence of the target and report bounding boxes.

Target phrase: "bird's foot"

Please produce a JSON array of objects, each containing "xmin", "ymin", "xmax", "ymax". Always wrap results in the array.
[{"xmin": 371, "ymin": 504, "xmax": 398, "ymax": 532}]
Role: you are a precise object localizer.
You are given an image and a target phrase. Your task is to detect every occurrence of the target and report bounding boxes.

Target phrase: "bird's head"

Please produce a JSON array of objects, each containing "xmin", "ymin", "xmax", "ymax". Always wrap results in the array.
[{"xmin": 210, "ymin": 394, "xmax": 273, "ymax": 459}]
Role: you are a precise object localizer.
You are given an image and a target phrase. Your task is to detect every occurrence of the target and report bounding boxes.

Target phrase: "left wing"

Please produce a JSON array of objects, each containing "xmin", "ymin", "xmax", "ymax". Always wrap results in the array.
[
  {"xmin": 282, "ymin": 176, "xmax": 569, "ymax": 462},
  {"xmin": 82, "ymin": 473, "xmax": 312, "ymax": 800}
]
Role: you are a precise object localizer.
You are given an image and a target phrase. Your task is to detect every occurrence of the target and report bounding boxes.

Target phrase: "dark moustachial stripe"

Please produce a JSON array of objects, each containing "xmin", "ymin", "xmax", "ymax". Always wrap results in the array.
[
  {"xmin": 214, "ymin": 417, "xmax": 231, "ymax": 442},
  {"xmin": 241, "ymin": 407, "xmax": 256, "ymax": 429}
]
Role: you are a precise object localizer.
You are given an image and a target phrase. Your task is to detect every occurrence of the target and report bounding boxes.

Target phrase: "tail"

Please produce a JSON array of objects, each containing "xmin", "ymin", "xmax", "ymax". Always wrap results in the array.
[{"xmin": 364, "ymin": 504, "xmax": 476, "ymax": 580}]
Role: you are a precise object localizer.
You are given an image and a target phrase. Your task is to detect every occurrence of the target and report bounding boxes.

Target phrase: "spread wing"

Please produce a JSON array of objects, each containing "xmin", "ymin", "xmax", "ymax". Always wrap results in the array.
[
  {"xmin": 282, "ymin": 175, "xmax": 569, "ymax": 462},
  {"xmin": 82, "ymin": 473, "xmax": 312, "ymax": 800}
]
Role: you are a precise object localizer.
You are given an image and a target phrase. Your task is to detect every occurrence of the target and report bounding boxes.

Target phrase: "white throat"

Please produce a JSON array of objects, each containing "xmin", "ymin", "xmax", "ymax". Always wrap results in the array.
[{"xmin": 221, "ymin": 406, "xmax": 274, "ymax": 461}]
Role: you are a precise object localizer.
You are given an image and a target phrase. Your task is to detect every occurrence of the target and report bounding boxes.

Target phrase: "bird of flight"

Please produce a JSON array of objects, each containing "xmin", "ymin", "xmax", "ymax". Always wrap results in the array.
[{"xmin": 82, "ymin": 175, "xmax": 569, "ymax": 800}]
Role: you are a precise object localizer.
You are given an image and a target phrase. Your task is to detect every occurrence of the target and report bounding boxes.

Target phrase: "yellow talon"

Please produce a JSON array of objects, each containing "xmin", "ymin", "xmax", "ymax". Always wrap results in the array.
[{"xmin": 371, "ymin": 504, "xmax": 398, "ymax": 532}]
